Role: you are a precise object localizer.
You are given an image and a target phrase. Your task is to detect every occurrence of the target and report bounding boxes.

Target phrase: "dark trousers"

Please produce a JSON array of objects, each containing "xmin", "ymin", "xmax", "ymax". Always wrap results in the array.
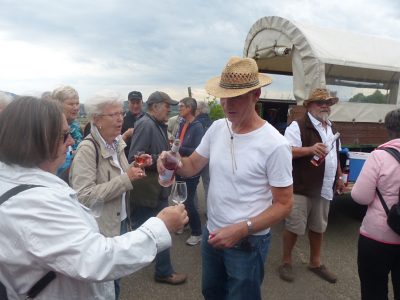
[
  {"xmin": 131, "ymin": 199, "xmax": 174, "ymax": 277},
  {"xmin": 177, "ymin": 175, "xmax": 202, "ymax": 236},
  {"xmin": 358, "ymin": 234, "xmax": 400, "ymax": 300}
]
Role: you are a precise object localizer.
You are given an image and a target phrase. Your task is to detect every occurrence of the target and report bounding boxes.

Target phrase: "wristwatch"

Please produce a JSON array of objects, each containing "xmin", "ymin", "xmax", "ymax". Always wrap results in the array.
[{"xmin": 246, "ymin": 219, "xmax": 253, "ymax": 235}]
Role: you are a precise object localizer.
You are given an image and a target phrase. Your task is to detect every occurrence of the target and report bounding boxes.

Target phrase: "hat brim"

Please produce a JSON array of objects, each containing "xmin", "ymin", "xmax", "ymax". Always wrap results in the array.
[
  {"xmin": 205, "ymin": 73, "xmax": 272, "ymax": 98},
  {"xmin": 303, "ymin": 97, "xmax": 339, "ymax": 107}
]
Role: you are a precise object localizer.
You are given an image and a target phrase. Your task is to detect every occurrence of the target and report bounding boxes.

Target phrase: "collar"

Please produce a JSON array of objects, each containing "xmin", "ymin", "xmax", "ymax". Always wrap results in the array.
[{"xmin": 92, "ymin": 125, "xmax": 121, "ymax": 154}]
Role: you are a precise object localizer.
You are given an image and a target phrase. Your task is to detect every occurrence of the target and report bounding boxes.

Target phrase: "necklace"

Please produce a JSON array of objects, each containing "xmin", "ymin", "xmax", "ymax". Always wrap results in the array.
[{"xmin": 225, "ymin": 118, "xmax": 237, "ymax": 173}]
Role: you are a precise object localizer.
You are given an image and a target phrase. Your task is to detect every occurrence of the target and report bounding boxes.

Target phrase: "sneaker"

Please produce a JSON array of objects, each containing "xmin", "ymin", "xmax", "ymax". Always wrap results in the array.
[
  {"xmin": 176, "ymin": 228, "xmax": 184, "ymax": 235},
  {"xmin": 186, "ymin": 235, "xmax": 202, "ymax": 246},
  {"xmin": 278, "ymin": 263, "xmax": 294, "ymax": 282},
  {"xmin": 308, "ymin": 264, "xmax": 337, "ymax": 283},
  {"xmin": 155, "ymin": 272, "xmax": 187, "ymax": 285}
]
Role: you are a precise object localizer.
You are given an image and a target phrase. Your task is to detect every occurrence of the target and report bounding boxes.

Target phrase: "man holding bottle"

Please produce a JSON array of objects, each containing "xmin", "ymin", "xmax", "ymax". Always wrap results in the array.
[
  {"xmin": 128, "ymin": 91, "xmax": 188, "ymax": 285},
  {"xmin": 279, "ymin": 88, "xmax": 345, "ymax": 284},
  {"xmin": 158, "ymin": 56, "xmax": 293, "ymax": 299}
]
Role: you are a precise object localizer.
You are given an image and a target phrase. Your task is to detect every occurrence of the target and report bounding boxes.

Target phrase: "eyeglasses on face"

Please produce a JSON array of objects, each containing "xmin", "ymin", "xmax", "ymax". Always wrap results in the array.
[
  {"xmin": 61, "ymin": 130, "xmax": 71, "ymax": 144},
  {"xmin": 99, "ymin": 111, "xmax": 124, "ymax": 118},
  {"xmin": 313, "ymin": 100, "xmax": 333, "ymax": 107}
]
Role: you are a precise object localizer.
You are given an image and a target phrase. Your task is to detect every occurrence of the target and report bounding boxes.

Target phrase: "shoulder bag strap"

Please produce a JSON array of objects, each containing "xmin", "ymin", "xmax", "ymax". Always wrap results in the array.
[
  {"xmin": 376, "ymin": 147, "xmax": 400, "ymax": 216},
  {"xmin": 0, "ymin": 185, "xmax": 56, "ymax": 299},
  {"xmin": 380, "ymin": 147, "xmax": 400, "ymax": 164},
  {"xmin": 376, "ymin": 187, "xmax": 390, "ymax": 215},
  {"xmin": 84, "ymin": 137, "xmax": 100, "ymax": 168}
]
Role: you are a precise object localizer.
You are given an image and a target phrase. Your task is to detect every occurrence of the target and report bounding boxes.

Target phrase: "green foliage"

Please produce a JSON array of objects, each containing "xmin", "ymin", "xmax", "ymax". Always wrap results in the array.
[
  {"xmin": 206, "ymin": 96, "xmax": 225, "ymax": 121},
  {"xmin": 348, "ymin": 90, "xmax": 388, "ymax": 104}
]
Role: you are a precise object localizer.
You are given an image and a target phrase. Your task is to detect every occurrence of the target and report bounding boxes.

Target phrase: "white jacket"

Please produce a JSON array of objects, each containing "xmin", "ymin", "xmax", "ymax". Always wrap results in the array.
[{"xmin": 0, "ymin": 162, "xmax": 171, "ymax": 300}]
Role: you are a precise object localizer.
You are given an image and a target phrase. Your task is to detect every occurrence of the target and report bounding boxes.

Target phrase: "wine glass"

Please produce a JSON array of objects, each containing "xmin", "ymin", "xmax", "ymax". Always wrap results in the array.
[
  {"xmin": 134, "ymin": 151, "xmax": 146, "ymax": 175},
  {"xmin": 170, "ymin": 181, "xmax": 187, "ymax": 205}
]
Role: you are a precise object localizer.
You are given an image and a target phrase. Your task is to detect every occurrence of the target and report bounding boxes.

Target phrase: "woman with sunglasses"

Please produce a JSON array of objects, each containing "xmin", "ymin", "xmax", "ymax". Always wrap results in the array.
[{"xmin": 0, "ymin": 96, "xmax": 187, "ymax": 299}]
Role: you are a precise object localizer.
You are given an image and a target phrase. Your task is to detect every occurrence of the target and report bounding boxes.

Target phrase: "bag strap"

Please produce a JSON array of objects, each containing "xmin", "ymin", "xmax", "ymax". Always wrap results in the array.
[
  {"xmin": 376, "ymin": 188, "xmax": 390, "ymax": 215},
  {"xmin": 0, "ymin": 185, "xmax": 56, "ymax": 299},
  {"xmin": 376, "ymin": 147, "xmax": 400, "ymax": 216},
  {"xmin": 84, "ymin": 137, "xmax": 100, "ymax": 168},
  {"xmin": 380, "ymin": 147, "xmax": 400, "ymax": 163},
  {"xmin": 0, "ymin": 184, "xmax": 41, "ymax": 206}
]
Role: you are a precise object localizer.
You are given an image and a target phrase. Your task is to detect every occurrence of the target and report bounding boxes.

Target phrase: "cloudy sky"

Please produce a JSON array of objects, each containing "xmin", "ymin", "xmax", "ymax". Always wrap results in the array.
[{"xmin": 0, "ymin": 0, "xmax": 399, "ymax": 102}]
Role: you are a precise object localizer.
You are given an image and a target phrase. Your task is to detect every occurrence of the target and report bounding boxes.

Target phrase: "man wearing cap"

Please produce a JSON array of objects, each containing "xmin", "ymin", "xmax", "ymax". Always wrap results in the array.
[
  {"xmin": 128, "ymin": 91, "xmax": 187, "ymax": 285},
  {"xmin": 279, "ymin": 88, "xmax": 345, "ymax": 284},
  {"xmin": 122, "ymin": 91, "xmax": 145, "ymax": 158},
  {"xmin": 157, "ymin": 57, "xmax": 293, "ymax": 299}
]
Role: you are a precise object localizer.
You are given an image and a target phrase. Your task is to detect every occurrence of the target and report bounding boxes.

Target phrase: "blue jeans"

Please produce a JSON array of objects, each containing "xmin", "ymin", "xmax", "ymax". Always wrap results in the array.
[
  {"xmin": 131, "ymin": 199, "xmax": 174, "ymax": 277},
  {"xmin": 201, "ymin": 227, "xmax": 271, "ymax": 300},
  {"xmin": 114, "ymin": 218, "xmax": 129, "ymax": 300},
  {"xmin": 177, "ymin": 175, "xmax": 202, "ymax": 236}
]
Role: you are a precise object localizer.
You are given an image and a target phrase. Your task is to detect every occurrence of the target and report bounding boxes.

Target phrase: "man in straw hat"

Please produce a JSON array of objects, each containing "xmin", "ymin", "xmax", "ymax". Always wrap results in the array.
[
  {"xmin": 157, "ymin": 56, "xmax": 294, "ymax": 299},
  {"xmin": 279, "ymin": 88, "xmax": 345, "ymax": 284}
]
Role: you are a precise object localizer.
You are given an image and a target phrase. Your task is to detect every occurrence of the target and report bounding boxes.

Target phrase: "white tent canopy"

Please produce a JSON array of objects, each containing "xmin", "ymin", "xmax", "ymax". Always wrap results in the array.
[{"xmin": 243, "ymin": 16, "xmax": 400, "ymax": 106}]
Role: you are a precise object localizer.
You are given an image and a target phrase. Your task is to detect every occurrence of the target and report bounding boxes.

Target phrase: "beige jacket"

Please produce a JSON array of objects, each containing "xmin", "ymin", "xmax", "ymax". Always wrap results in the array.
[{"xmin": 70, "ymin": 131, "xmax": 133, "ymax": 237}]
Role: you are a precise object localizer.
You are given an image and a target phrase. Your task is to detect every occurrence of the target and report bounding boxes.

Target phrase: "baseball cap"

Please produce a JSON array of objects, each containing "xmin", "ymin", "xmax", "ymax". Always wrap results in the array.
[
  {"xmin": 146, "ymin": 91, "xmax": 178, "ymax": 105},
  {"xmin": 128, "ymin": 91, "xmax": 142, "ymax": 101}
]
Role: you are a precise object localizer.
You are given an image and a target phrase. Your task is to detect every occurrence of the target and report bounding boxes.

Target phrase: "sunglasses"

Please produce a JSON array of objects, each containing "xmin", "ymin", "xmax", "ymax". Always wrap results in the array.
[
  {"xmin": 313, "ymin": 100, "xmax": 334, "ymax": 106},
  {"xmin": 61, "ymin": 131, "xmax": 71, "ymax": 143}
]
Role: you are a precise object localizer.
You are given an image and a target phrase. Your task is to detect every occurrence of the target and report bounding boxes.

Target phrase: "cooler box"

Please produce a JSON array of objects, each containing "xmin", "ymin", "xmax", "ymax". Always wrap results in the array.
[{"xmin": 348, "ymin": 152, "xmax": 370, "ymax": 182}]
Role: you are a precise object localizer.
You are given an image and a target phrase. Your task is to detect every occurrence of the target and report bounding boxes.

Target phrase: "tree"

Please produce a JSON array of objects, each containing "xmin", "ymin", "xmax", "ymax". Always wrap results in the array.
[
  {"xmin": 206, "ymin": 96, "xmax": 225, "ymax": 121},
  {"xmin": 348, "ymin": 89, "xmax": 388, "ymax": 104}
]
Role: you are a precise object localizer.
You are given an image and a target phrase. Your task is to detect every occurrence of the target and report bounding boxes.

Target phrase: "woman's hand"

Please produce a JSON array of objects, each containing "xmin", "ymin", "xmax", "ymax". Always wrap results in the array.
[
  {"xmin": 126, "ymin": 166, "xmax": 146, "ymax": 181},
  {"xmin": 157, "ymin": 204, "xmax": 189, "ymax": 233}
]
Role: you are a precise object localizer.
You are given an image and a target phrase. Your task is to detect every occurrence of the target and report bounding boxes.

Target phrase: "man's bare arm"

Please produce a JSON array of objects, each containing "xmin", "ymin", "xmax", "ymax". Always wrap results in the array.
[
  {"xmin": 292, "ymin": 143, "xmax": 326, "ymax": 159},
  {"xmin": 157, "ymin": 151, "xmax": 208, "ymax": 178}
]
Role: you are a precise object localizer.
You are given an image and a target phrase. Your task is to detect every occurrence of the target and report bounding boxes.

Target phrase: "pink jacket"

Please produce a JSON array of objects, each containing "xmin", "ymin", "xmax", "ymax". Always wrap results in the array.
[{"xmin": 351, "ymin": 138, "xmax": 400, "ymax": 244}]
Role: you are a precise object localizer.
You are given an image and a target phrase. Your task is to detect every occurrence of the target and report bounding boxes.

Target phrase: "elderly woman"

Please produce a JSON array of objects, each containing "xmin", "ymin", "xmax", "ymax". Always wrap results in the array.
[
  {"xmin": 69, "ymin": 90, "xmax": 145, "ymax": 299},
  {"xmin": 52, "ymin": 86, "xmax": 83, "ymax": 181},
  {"xmin": 0, "ymin": 96, "xmax": 187, "ymax": 300},
  {"xmin": 176, "ymin": 97, "xmax": 205, "ymax": 246},
  {"xmin": 352, "ymin": 108, "xmax": 400, "ymax": 300}
]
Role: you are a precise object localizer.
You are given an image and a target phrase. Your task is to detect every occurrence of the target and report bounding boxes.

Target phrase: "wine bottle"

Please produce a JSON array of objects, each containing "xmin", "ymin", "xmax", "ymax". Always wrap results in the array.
[
  {"xmin": 310, "ymin": 132, "xmax": 340, "ymax": 167},
  {"xmin": 342, "ymin": 158, "xmax": 350, "ymax": 186},
  {"xmin": 158, "ymin": 139, "xmax": 181, "ymax": 187}
]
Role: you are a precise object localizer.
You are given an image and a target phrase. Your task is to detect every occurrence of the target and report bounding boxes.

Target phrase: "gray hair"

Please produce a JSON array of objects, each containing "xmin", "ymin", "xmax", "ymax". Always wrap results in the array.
[
  {"xmin": 85, "ymin": 90, "xmax": 124, "ymax": 121},
  {"xmin": 0, "ymin": 92, "xmax": 12, "ymax": 110},
  {"xmin": 52, "ymin": 85, "xmax": 79, "ymax": 103},
  {"xmin": 385, "ymin": 109, "xmax": 400, "ymax": 139},
  {"xmin": 180, "ymin": 97, "xmax": 197, "ymax": 116},
  {"xmin": 196, "ymin": 101, "xmax": 209, "ymax": 114}
]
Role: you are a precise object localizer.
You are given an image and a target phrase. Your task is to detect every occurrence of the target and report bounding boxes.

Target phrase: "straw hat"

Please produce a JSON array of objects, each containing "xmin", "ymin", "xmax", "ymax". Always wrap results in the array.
[
  {"xmin": 205, "ymin": 56, "xmax": 272, "ymax": 98},
  {"xmin": 303, "ymin": 88, "xmax": 338, "ymax": 107}
]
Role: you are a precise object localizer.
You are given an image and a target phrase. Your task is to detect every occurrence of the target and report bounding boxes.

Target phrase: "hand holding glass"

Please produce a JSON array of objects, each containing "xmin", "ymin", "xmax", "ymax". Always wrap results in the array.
[
  {"xmin": 134, "ymin": 151, "xmax": 147, "ymax": 175},
  {"xmin": 170, "ymin": 181, "xmax": 187, "ymax": 205}
]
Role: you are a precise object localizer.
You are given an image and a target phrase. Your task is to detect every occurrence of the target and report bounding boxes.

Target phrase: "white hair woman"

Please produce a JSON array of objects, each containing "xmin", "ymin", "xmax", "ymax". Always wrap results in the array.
[
  {"xmin": 52, "ymin": 86, "xmax": 83, "ymax": 181},
  {"xmin": 0, "ymin": 96, "xmax": 188, "ymax": 299},
  {"xmin": 69, "ymin": 90, "xmax": 148, "ymax": 299}
]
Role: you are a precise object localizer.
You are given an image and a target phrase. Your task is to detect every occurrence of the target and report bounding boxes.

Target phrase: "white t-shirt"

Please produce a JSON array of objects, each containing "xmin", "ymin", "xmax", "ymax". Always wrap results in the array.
[
  {"xmin": 284, "ymin": 112, "xmax": 338, "ymax": 200},
  {"xmin": 196, "ymin": 119, "xmax": 293, "ymax": 235}
]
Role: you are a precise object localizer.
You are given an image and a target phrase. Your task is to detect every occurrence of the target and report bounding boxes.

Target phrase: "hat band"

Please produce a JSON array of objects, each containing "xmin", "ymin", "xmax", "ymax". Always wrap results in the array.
[{"xmin": 219, "ymin": 79, "xmax": 260, "ymax": 89}]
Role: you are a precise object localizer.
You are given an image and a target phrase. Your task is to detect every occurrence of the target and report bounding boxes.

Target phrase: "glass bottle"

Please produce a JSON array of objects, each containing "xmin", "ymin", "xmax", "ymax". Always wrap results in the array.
[
  {"xmin": 158, "ymin": 139, "xmax": 181, "ymax": 187},
  {"xmin": 310, "ymin": 132, "xmax": 340, "ymax": 167}
]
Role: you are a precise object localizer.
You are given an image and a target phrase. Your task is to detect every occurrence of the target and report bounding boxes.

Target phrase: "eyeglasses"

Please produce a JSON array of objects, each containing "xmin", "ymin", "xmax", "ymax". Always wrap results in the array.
[
  {"xmin": 99, "ymin": 111, "xmax": 124, "ymax": 118},
  {"xmin": 313, "ymin": 100, "xmax": 333, "ymax": 107},
  {"xmin": 61, "ymin": 130, "xmax": 71, "ymax": 143}
]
